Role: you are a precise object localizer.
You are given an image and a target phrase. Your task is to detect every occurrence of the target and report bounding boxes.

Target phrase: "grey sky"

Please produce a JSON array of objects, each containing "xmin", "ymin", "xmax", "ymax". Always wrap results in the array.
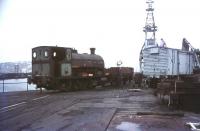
[{"xmin": 0, "ymin": 0, "xmax": 200, "ymax": 71}]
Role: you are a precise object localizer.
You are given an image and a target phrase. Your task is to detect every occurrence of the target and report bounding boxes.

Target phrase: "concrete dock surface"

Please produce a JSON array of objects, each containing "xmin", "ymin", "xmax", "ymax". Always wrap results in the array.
[{"xmin": 0, "ymin": 86, "xmax": 200, "ymax": 131}]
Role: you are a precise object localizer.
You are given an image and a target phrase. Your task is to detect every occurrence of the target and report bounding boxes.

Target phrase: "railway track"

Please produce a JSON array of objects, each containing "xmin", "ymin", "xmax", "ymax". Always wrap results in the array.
[{"xmin": 0, "ymin": 88, "xmax": 199, "ymax": 131}]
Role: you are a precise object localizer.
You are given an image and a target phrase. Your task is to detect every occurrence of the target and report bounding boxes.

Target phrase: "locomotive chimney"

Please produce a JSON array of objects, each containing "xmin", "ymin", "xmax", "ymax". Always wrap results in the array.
[{"xmin": 90, "ymin": 48, "xmax": 95, "ymax": 55}]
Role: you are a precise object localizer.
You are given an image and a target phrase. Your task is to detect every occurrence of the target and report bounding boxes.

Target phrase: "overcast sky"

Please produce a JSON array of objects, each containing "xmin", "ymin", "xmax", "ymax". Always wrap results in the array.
[{"xmin": 0, "ymin": 0, "xmax": 200, "ymax": 71}]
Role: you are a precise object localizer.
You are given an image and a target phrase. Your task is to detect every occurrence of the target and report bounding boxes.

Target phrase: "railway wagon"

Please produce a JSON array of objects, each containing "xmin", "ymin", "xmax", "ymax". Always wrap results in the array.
[
  {"xmin": 106, "ymin": 67, "xmax": 134, "ymax": 86},
  {"xmin": 30, "ymin": 46, "xmax": 105, "ymax": 90}
]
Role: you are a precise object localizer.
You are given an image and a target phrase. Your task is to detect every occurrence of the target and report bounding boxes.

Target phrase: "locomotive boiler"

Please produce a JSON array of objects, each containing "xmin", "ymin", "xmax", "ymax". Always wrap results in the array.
[{"xmin": 30, "ymin": 46, "xmax": 105, "ymax": 90}]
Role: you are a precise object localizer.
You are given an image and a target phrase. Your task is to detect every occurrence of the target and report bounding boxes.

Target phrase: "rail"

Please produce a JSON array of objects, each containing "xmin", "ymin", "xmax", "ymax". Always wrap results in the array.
[{"xmin": 0, "ymin": 79, "xmax": 30, "ymax": 93}]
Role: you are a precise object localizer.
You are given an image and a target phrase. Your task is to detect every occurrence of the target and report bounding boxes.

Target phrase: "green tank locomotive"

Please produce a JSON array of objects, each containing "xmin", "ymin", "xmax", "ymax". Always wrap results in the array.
[{"xmin": 30, "ymin": 46, "xmax": 104, "ymax": 90}]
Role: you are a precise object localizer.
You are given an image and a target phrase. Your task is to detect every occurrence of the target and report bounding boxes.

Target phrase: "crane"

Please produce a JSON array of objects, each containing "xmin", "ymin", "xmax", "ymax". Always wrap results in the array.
[{"xmin": 182, "ymin": 38, "xmax": 200, "ymax": 69}]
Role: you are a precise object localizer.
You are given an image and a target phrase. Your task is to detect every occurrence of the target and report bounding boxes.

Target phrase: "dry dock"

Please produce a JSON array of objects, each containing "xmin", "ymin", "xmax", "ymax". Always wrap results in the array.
[{"xmin": 0, "ymin": 86, "xmax": 200, "ymax": 131}]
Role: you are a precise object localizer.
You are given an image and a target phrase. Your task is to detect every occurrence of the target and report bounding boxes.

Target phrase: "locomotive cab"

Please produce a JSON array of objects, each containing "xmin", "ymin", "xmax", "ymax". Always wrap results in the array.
[{"xmin": 31, "ymin": 46, "xmax": 73, "ymax": 88}]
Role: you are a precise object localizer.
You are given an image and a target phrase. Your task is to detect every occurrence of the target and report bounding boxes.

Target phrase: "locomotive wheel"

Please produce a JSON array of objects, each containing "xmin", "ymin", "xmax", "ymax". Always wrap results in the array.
[
  {"xmin": 79, "ymin": 79, "xmax": 87, "ymax": 90},
  {"xmin": 66, "ymin": 80, "xmax": 73, "ymax": 91},
  {"xmin": 58, "ymin": 79, "xmax": 72, "ymax": 91},
  {"xmin": 78, "ymin": 79, "xmax": 93, "ymax": 90},
  {"xmin": 86, "ymin": 79, "xmax": 93, "ymax": 89},
  {"xmin": 71, "ymin": 79, "xmax": 81, "ymax": 91},
  {"xmin": 48, "ymin": 78, "xmax": 95, "ymax": 91}
]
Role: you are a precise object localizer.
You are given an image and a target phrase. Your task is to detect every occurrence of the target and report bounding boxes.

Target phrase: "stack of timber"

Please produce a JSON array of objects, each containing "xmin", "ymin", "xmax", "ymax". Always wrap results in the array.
[{"xmin": 157, "ymin": 75, "xmax": 200, "ymax": 112}]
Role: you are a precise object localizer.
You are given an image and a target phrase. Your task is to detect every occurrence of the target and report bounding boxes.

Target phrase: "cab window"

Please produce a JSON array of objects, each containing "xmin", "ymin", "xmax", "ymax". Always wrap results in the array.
[
  {"xmin": 44, "ymin": 51, "xmax": 48, "ymax": 57},
  {"xmin": 33, "ymin": 52, "xmax": 37, "ymax": 58},
  {"xmin": 53, "ymin": 52, "xmax": 57, "ymax": 57},
  {"xmin": 66, "ymin": 49, "xmax": 71, "ymax": 61}
]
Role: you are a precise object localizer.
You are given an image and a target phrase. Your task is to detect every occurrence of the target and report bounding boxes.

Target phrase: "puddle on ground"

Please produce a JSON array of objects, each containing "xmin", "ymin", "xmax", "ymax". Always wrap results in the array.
[{"xmin": 116, "ymin": 122, "xmax": 141, "ymax": 131}]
